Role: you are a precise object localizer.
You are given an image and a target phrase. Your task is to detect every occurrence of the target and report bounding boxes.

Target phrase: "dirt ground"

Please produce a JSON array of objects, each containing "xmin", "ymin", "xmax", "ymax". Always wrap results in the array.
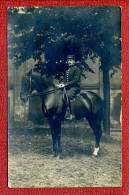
[{"xmin": 8, "ymin": 121, "xmax": 122, "ymax": 188}]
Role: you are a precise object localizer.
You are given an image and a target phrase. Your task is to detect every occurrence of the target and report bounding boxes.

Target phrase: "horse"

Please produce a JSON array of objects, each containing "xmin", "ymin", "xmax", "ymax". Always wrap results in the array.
[{"xmin": 20, "ymin": 69, "xmax": 103, "ymax": 158}]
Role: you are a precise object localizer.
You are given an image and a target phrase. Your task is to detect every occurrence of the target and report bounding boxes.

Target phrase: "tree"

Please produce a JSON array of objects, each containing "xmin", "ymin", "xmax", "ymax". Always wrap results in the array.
[{"xmin": 8, "ymin": 7, "xmax": 121, "ymax": 134}]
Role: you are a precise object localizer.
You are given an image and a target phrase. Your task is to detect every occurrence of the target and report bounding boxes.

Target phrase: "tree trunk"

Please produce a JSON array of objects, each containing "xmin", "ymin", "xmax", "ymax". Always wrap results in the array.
[{"xmin": 103, "ymin": 69, "xmax": 110, "ymax": 135}]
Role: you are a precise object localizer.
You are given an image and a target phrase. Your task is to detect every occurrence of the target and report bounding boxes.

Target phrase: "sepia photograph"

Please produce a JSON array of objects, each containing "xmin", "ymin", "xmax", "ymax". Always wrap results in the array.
[{"xmin": 7, "ymin": 6, "xmax": 122, "ymax": 187}]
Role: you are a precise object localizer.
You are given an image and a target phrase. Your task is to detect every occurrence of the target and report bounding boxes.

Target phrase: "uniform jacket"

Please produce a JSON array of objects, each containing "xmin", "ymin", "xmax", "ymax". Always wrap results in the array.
[{"xmin": 64, "ymin": 65, "xmax": 81, "ymax": 88}]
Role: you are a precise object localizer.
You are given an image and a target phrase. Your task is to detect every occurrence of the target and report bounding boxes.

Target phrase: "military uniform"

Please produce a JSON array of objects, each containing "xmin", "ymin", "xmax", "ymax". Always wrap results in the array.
[{"xmin": 64, "ymin": 65, "xmax": 81, "ymax": 100}]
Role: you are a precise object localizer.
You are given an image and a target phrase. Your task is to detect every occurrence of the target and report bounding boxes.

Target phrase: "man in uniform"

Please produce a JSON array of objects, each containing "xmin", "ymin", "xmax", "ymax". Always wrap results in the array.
[{"xmin": 59, "ymin": 55, "xmax": 81, "ymax": 120}]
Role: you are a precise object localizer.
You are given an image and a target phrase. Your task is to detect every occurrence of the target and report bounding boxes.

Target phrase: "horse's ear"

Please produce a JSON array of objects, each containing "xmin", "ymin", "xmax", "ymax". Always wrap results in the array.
[{"xmin": 26, "ymin": 69, "xmax": 32, "ymax": 76}]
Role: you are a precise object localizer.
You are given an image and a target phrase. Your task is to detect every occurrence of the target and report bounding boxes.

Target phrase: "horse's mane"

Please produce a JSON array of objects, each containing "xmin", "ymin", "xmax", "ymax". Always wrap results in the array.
[{"xmin": 32, "ymin": 73, "xmax": 56, "ymax": 90}]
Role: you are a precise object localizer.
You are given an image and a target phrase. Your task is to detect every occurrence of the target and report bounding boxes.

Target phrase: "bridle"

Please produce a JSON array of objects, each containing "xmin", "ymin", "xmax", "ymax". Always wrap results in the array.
[{"xmin": 25, "ymin": 74, "xmax": 68, "ymax": 99}]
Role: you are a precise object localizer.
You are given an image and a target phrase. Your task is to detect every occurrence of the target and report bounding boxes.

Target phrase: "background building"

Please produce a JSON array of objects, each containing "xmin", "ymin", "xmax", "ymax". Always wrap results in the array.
[{"xmin": 8, "ymin": 57, "xmax": 121, "ymax": 128}]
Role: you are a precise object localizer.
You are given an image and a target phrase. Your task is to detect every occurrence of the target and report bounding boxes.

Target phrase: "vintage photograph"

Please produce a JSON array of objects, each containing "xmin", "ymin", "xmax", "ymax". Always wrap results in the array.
[{"xmin": 8, "ymin": 6, "xmax": 121, "ymax": 187}]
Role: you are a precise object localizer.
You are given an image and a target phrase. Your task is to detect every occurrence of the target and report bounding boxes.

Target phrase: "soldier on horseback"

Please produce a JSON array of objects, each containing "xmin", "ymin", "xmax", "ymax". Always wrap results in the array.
[{"xmin": 59, "ymin": 55, "xmax": 81, "ymax": 120}]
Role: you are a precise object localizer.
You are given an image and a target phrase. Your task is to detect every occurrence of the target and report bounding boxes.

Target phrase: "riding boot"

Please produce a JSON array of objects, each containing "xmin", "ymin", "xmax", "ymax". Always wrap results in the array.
[{"xmin": 66, "ymin": 99, "xmax": 75, "ymax": 120}]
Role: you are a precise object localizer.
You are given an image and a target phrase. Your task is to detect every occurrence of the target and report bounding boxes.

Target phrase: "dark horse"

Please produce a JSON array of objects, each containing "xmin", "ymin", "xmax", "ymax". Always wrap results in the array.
[{"xmin": 20, "ymin": 70, "xmax": 103, "ymax": 158}]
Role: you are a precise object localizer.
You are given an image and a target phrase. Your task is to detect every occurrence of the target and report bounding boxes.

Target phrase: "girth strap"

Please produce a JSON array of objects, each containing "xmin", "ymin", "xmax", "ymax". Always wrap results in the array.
[{"xmin": 63, "ymin": 88, "xmax": 69, "ymax": 104}]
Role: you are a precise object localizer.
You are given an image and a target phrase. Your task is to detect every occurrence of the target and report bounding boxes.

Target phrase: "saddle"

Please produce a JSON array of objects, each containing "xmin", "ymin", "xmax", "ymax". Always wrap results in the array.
[{"xmin": 63, "ymin": 88, "xmax": 80, "ymax": 104}]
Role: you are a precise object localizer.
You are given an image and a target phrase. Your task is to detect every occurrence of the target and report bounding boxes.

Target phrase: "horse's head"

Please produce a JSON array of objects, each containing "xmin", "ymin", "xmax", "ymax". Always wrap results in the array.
[
  {"xmin": 20, "ymin": 69, "xmax": 33, "ymax": 102},
  {"xmin": 20, "ymin": 69, "xmax": 56, "ymax": 102}
]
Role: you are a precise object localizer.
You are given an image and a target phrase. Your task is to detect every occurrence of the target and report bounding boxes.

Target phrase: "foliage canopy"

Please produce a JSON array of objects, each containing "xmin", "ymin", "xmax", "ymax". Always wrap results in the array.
[{"xmin": 8, "ymin": 7, "xmax": 121, "ymax": 77}]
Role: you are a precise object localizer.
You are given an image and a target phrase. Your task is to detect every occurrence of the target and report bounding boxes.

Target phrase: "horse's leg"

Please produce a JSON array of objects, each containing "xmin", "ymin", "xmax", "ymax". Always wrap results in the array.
[
  {"xmin": 53, "ymin": 119, "xmax": 62, "ymax": 158},
  {"xmin": 93, "ymin": 120, "xmax": 102, "ymax": 156},
  {"xmin": 48, "ymin": 119, "xmax": 58, "ymax": 157},
  {"xmin": 88, "ymin": 116, "xmax": 102, "ymax": 156}
]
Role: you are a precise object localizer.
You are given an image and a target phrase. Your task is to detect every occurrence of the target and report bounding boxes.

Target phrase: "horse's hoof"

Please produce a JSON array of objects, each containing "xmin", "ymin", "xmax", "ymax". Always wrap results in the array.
[
  {"xmin": 53, "ymin": 152, "xmax": 58, "ymax": 157},
  {"xmin": 92, "ymin": 154, "xmax": 98, "ymax": 158},
  {"xmin": 59, "ymin": 154, "xmax": 63, "ymax": 159}
]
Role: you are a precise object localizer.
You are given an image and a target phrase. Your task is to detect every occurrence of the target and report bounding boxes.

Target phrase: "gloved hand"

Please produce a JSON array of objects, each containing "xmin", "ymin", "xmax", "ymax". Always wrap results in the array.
[{"xmin": 58, "ymin": 83, "xmax": 65, "ymax": 88}]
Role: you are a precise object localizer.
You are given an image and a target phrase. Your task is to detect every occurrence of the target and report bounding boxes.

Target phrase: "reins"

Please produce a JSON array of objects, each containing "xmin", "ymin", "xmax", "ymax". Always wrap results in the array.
[
  {"xmin": 26, "ymin": 73, "xmax": 69, "ymax": 99},
  {"xmin": 28, "ymin": 87, "xmax": 64, "ymax": 98}
]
